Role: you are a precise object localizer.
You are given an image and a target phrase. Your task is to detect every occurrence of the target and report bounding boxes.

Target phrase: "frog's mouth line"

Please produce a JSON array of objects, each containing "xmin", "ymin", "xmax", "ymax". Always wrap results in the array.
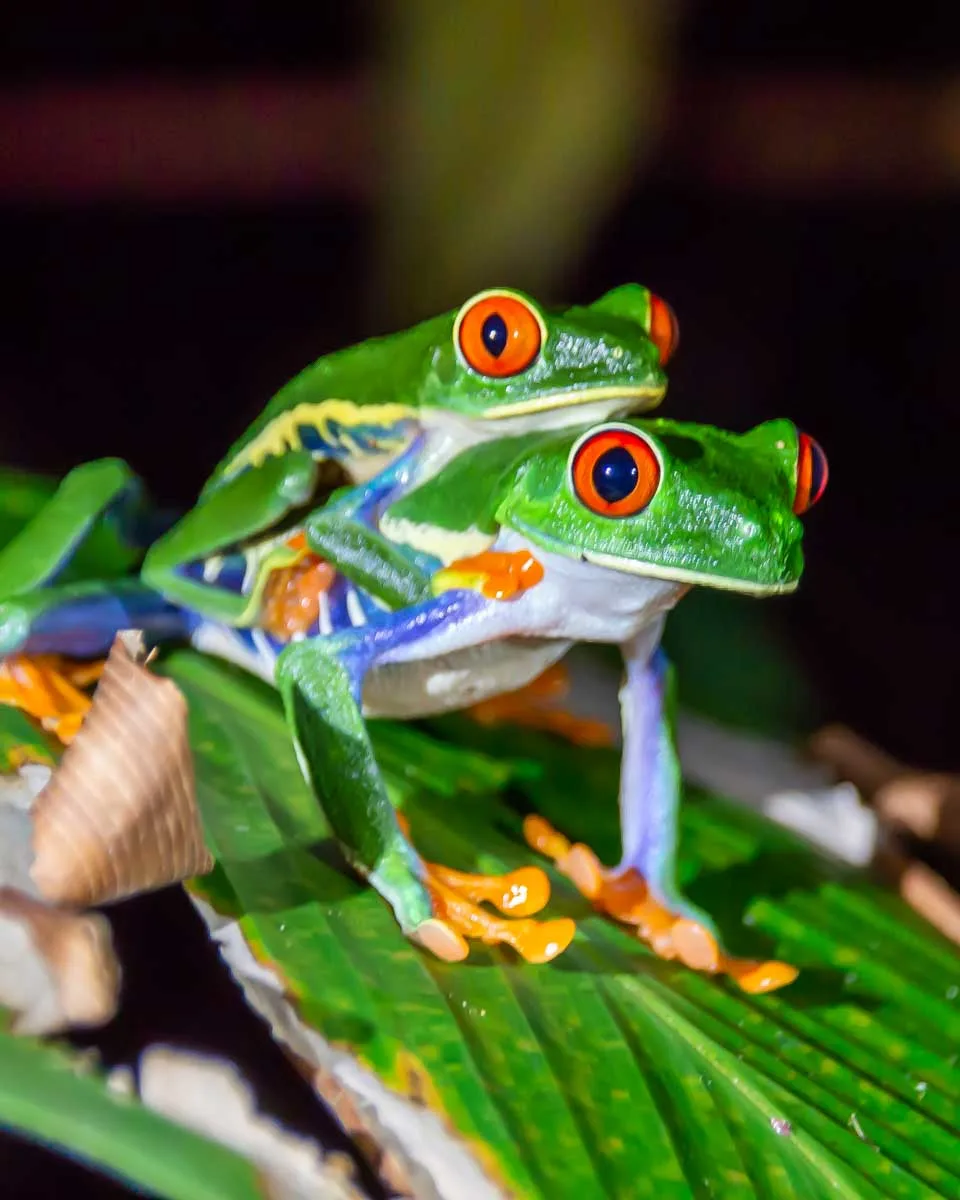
[
  {"xmin": 579, "ymin": 547, "xmax": 800, "ymax": 596},
  {"xmin": 481, "ymin": 384, "xmax": 664, "ymax": 421}
]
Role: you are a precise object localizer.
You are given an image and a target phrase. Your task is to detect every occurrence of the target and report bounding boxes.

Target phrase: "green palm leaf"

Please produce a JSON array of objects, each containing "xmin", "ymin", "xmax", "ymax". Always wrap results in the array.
[
  {"xmin": 0, "ymin": 1032, "xmax": 280, "ymax": 1199},
  {"xmin": 164, "ymin": 649, "xmax": 960, "ymax": 1200}
]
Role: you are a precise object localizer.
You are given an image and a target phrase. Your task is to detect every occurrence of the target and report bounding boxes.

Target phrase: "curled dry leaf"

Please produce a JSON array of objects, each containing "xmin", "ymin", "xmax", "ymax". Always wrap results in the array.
[
  {"xmin": 0, "ymin": 762, "xmax": 120, "ymax": 1034},
  {"xmin": 138, "ymin": 1046, "xmax": 367, "ymax": 1200},
  {"xmin": 0, "ymin": 886, "xmax": 119, "ymax": 1035},
  {"xmin": 30, "ymin": 632, "xmax": 214, "ymax": 908}
]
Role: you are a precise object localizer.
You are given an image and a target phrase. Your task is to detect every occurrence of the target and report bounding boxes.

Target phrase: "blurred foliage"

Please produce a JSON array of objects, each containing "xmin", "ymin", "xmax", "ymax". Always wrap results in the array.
[{"xmin": 368, "ymin": 0, "xmax": 680, "ymax": 323}]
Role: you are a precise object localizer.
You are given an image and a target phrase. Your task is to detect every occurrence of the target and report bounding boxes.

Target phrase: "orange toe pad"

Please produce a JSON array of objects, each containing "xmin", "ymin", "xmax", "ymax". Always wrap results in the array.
[
  {"xmin": 0, "ymin": 654, "xmax": 103, "ymax": 745},
  {"xmin": 523, "ymin": 814, "xmax": 798, "ymax": 994},
  {"xmin": 397, "ymin": 812, "xmax": 576, "ymax": 965}
]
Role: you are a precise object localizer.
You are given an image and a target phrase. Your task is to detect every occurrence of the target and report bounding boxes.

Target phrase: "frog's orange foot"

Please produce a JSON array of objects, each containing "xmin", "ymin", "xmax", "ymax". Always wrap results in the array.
[
  {"xmin": 0, "ymin": 653, "xmax": 104, "ymax": 745},
  {"xmin": 467, "ymin": 663, "xmax": 616, "ymax": 748},
  {"xmin": 396, "ymin": 813, "xmax": 575, "ymax": 965},
  {"xmin": 261, "ymin": 550, "xmax": 336, "ymax": 641},
  {"xmin": 523, "ymin": 814, "xmax": 797, "ymax": 994},
  {"xmin": 432, "ymin": 550, "xmax": 544, "ymax": 601}
]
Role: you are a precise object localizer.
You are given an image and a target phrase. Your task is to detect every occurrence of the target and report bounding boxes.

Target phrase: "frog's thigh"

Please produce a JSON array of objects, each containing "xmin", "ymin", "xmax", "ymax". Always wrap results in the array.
[{"xmin": 0, "ymin": 458, "xmax": 143, "ymax": 599}]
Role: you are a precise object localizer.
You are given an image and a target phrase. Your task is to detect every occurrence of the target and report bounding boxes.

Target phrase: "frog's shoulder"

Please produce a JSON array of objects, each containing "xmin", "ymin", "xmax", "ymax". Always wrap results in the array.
[{"xmin": 380, "ymin": 431, "xmax": 552, "ymax": 563}]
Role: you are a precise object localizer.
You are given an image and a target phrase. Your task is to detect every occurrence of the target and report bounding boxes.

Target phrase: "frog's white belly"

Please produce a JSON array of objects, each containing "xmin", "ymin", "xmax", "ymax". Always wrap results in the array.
[
  {"xmin": 189, "ymin": 532, "xmax": 684, "ymax": 716},
  {"xmin": 373, "ymin": 532, "xmax": 684, "ymax": 691},
  {"xmin": 361, "ymin": 636, "xmax": 572, "ymax": 719}
]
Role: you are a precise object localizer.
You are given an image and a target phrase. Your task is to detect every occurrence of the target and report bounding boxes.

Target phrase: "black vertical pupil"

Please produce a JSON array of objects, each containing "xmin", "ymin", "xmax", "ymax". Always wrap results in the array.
[
  {"xmin": 593, "ymin": 446, "xmax": 639, "ymax": 503},
  {"xmin": 481, "ymin": 312, "xmax": 509, "ymax": 357}
]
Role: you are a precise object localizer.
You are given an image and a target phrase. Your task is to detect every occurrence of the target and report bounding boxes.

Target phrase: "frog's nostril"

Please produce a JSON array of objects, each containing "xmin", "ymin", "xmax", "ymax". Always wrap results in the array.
[{"xmin": 793, "ymin": 432, "xmax": 828, "ymax": 514}]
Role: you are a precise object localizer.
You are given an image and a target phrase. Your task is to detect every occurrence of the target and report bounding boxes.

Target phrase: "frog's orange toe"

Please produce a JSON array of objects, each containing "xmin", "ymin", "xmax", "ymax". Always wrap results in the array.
[
  {"xmin": 402, "ymin": 816, "xmax": 575, "ymax": 966},
  {"xmin": 523, "ymin": 811, "xmax": 799, "ymax": 993},
  {"xmin": 428, "ymin": 862, "xmax": 551, "ymax": 918},
  {"xmin": 468, "ymin": 664, "xmax": 617, "ymax": 748},
  {"xmin": 670, "ymin": 920, "xmax": 722, "ymax": 972},
  {"xmin": 411, "ymin": 918, "xmax": 470, "ymax": 963},
  {"xmin": 434, "ymin": 549, "xmax": 544, "ymax": 601},
  {"xmin": 721, "ymin": 957, "xmax": 799, "ymax": 995},
  {"xmin": 0, "ymin": 653, "xmax": 101, "ymax": 745}
]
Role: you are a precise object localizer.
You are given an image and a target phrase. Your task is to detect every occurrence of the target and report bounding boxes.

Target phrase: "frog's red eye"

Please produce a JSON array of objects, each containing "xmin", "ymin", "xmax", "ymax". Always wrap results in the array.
[
  {"xmin": 647, "ymin": 292, "xmax": 679, "ymax": 366},
  {"xmin": 571, "ymin": 427, "xmax": 661, "ymax": 517},
  {"xmin": 456, "ymin": 291, "xmax": 543, "ymax": 378},
  {"xmin": 793, "ymin": 432, "xmax": 829, "ymax": 514}
]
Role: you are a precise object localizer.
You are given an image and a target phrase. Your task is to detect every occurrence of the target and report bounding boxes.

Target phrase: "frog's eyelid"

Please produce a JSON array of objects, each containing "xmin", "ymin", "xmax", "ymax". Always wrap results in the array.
[
  {"xmin": 566, "ymin": 423, "xmax": 664, "ymax": 518},
  {"xmin": 566, "ymin": 422, "xmax": 664, "ymax": 487},
  {"xmin": 452, "ymin": 288, "xmax": 548, "ymax": 372}
]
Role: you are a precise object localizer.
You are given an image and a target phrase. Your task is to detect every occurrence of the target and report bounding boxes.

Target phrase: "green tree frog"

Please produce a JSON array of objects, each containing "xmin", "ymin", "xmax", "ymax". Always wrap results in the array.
[
  {"xmin": 141, "ymin": 283, "xmax": 676, "ymax": 625},
  {"xmin": 0, "ymin": 408, "xmax": 828, "ymax": 995}
]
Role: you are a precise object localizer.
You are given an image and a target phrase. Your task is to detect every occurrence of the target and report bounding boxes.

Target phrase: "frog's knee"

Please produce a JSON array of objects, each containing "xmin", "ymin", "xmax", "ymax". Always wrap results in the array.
[{"xmin": 275, "ymin": 635, "xmax": 341, "ymax": 688}]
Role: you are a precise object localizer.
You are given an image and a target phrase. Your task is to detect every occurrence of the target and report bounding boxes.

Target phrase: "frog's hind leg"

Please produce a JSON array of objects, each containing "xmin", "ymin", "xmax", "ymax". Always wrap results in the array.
[
  {"xmin": 0, "ymin": 457, "xmax": 160, "ymax": 743},
  {"xmin": 0, "ymin": 458, "xmax": 147, "ymax": 600},
  {"xmin": 467, "ymin": 661, "xmax": 617, "ymax": 748},
  {"xmin": 523, "ymin": 641, "xmax": 799, "ymax": 995},
  {"xmin": 0, "ymin": 653, "xmax": 99, "ymax": 744},
  {"xmin": 274, "ymin": 593, "xmax": 575, "ymax": 966}
]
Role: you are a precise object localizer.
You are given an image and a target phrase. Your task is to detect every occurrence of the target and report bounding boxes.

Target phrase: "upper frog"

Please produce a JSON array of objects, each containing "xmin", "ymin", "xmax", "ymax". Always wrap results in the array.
[{"xmin": 207, "ymin": 284, "xmax": 678, "ymax": 489}]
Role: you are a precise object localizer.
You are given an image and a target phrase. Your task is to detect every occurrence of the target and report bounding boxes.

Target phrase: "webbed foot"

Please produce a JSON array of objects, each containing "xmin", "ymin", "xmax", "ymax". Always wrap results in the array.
[
  {"xmin": 523, "ymin": 814, "xmax": 797, "ymax": 994},
  {"xmin": 261, "ymin": 549, "xmax": 335, "ymax": 640},
  {"xmin": 0, "ymin": 654, "xmax": 104, "ymax": 744},
  {"xmin": 396, "ymin": 813, "xmax": 576, "ymax": 965}
]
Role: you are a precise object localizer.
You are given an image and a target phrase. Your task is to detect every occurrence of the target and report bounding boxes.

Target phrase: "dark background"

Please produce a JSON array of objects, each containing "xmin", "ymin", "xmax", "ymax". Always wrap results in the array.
[{"xmin": 1, "ymin": 3, "xmax": 959, "ymax": 1194}]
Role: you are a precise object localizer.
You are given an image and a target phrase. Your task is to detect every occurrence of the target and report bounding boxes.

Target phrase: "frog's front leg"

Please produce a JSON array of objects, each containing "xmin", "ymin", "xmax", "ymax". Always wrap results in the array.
[
  {"xmin": 525, "ymin": 630, "xmax": 800, "ymax": 994},
  {"xmin": 275, "ymin": 594, "xmax": 574, "ymax": 965},
  {"xmin": 141, "ymin": 450, "xmax": 319, "ymax": 624}
]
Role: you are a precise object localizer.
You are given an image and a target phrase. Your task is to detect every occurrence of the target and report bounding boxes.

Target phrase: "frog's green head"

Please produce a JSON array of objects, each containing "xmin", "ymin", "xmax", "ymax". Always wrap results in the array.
[
  {"xmin": 417, "ymin": 284, "xmax": 676, "ymax": 424},
  {"xmin": 497, "ymin": 417, "xmax": 828, "ymax": 594}
]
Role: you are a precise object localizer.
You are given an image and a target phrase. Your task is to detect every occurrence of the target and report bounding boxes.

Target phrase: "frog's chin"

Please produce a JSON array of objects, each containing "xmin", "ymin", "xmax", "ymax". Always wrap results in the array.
[
  {"xmin": 479, "ymin": 384, "xmax": 663, "ymax": 424},
  {"xmin": 579, "ymin": 547, "xmax": 800, "ymax": 597}
]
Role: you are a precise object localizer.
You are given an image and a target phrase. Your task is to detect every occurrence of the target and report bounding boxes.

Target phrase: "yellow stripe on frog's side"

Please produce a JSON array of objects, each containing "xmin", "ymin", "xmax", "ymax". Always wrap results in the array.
[{"xmin": 223, "ymin": 400, "xmax": 417, "ymax": 477}]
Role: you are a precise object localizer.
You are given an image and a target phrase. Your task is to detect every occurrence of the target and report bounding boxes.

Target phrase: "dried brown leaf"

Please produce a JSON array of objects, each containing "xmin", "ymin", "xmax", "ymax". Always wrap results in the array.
[
  {"xmin": 31, "ymin": 633, "xmax": 213, "ymax": 908},
  {"xmin": 0, "ymin": 887, "xmax": 119, "ymax": 1035}
]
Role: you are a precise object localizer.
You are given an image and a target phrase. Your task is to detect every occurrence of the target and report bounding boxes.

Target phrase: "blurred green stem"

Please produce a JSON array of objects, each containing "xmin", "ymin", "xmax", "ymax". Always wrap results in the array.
[{"xmin": 368, "ymin": 0, "xmax": 680, "ymax": 324}]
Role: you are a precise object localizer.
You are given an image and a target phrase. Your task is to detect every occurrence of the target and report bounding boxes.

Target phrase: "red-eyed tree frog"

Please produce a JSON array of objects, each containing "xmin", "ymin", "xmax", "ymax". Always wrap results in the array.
[{"xmin": 0, "ymin": 408, "xmax": 828, "ymax": 995}]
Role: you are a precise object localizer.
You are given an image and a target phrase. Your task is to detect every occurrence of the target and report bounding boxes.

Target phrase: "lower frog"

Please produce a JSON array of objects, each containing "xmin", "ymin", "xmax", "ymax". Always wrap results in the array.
[{"xmin": 0, "ymin": 416, "xmax": 827, "ymax": 992}]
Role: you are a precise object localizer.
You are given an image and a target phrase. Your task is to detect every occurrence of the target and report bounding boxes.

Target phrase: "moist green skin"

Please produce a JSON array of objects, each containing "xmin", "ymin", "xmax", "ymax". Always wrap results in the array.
[
  {"xmin": 383, "ymin": 417, "xmax": 805, "ymax": 594},
  {"xmin": 0, "ymin": 407, "xmax": 815, "ymax": 980},
  {"xmin": 209, "ymin": 283, "xmax": 668, "ymax": 486},
  {"xmin": 128, "ymin": 284, "xmax": 671, "ymax": 627}
]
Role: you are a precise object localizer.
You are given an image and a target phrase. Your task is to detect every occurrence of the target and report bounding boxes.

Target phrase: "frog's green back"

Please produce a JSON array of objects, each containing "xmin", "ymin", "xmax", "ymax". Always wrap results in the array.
[
  {"xmin": 205, "ymin": 312, "xmax": 452, "ymax": 491},
  {"xmin": 205, "ymin": 286, "xmax": 671, "ymax": 493}
]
